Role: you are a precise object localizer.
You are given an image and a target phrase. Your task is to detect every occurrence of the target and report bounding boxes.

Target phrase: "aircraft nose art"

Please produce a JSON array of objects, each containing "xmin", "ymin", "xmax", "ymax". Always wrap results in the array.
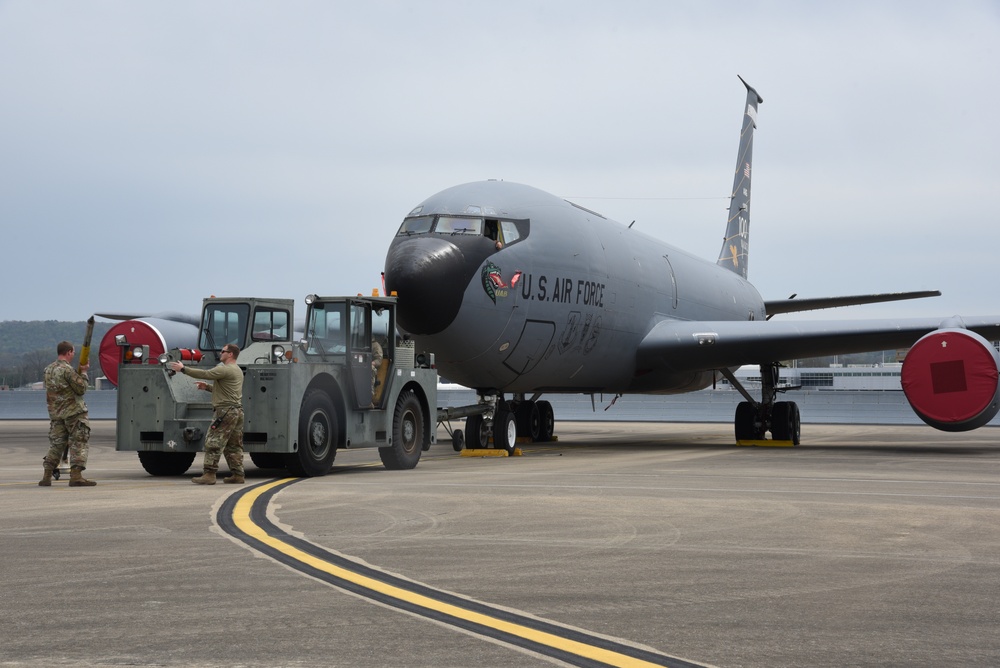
[{"xmin": 385, "ymin": 236, "xmax": 471, "ymax": 335}]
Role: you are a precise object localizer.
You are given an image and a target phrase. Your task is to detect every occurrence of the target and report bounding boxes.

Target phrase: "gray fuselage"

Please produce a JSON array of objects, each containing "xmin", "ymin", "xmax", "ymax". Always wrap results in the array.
[{"xmin": 384, "ymin": 180, "xmax": 765, "ymax": 395}]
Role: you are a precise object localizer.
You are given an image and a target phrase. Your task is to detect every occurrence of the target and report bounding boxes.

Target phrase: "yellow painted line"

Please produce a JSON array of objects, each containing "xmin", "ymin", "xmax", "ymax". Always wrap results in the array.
[{"xmin": 230, "ymin": 479, "xmax": 683, "ymax": 668}]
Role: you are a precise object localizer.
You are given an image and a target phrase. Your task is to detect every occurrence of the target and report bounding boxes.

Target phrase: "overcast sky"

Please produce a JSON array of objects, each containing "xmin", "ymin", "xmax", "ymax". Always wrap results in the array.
[{"xmin": 2, "ymin": 1, "xmax": 997, "ymax": 324}]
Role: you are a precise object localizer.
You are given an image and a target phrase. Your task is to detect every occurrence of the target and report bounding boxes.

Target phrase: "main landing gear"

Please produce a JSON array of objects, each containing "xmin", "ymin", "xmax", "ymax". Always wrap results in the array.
[
  {"xmin": 447, "ymin": 393, "xmax": 555, "ymax": 453},
  {"xmin": 721, "ymin": 363, "xmax": 801, "ymax": 445}
]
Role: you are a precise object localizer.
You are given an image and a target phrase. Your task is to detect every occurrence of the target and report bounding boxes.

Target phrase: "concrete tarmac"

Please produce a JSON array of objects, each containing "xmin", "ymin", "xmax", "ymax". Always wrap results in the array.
[{"xmin": 2, "ymin": 420, "xmax": 999, "ymax": 667}]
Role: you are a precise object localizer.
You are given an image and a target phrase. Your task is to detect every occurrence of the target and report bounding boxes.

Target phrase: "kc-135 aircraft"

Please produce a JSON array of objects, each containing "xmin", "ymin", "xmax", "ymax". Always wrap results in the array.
[{"xmin": 383, "ymin": 76, "xmax": 1000, "ymax": 448}]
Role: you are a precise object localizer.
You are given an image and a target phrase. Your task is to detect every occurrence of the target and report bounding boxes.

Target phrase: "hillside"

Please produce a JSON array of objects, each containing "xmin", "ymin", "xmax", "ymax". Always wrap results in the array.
[
  {"xmin": 0, "ymin": 320, "xmax": 115, "ymax": 387},
  {"xmin": 0, "ymin": 320, "xmax": 114, "ymax": 357}
]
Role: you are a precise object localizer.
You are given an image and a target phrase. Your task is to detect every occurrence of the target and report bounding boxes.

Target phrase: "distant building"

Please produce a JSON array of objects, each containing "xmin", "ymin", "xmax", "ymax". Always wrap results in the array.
[{"xmin": 718, "ymin": 364, "xmax": 905, "ymax": 392}]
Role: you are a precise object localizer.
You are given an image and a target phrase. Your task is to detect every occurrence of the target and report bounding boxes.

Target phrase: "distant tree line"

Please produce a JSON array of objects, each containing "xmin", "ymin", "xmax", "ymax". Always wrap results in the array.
[{"xmin": 0, "ymin": 320, "xmax": 114, "ymax": 388}]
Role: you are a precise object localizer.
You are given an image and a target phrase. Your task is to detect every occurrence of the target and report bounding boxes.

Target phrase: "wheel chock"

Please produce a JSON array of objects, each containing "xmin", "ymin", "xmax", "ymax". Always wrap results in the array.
[
  {"xmin": 460, "ymin": 447, "xmax": 523, "ymax": 457},
  {"xmin": 736, "ymin": 439, "xmax": 796, "ymax": 447}
]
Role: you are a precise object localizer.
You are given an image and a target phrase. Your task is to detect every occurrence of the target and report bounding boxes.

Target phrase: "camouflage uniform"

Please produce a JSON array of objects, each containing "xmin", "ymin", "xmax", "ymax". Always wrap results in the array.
[
  {"xmin": 201, "ymin": 406, "xmax": 245, "ymax": 475},
  {"xmin": 182, "ymin": 362, "xmax": 245, "ymax": 476},
  {"xmin": 371, "ymin": 340, "xmax": 384, "ymax": 392},
  {"xmin": 43, "ymin": 359, "xmax": 90, "ymax": 471}
]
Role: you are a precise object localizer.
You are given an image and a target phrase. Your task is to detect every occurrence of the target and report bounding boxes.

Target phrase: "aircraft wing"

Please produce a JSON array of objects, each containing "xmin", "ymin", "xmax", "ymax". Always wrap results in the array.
[
  {"xmin": 94, "ymin": 311, "xmax": 201, "ymax": 326},
  {"xmin": 637, "ymin": 316, "xmax": 1000, "ymax": 372},
  {"xmin": 763, "ymin": 290, "xmax": 941, "ymax": 317}
]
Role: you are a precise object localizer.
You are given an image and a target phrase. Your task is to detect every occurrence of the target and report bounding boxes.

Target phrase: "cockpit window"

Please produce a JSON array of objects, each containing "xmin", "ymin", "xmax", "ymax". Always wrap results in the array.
[
  {"xmin": 394, "ymin": 214, "xmax": 528, "ymax": 246},
  {"xmin": 397, "ymin": 216, "xmax": 433, "ymax": 235},
  {"xmin": 500, "ymin": 221, "xmax": 520, "ymax": 244},
  {"xmin": 435, "ymin": 216, "xmax": 483, "ymax": 235},
  {"xmin": 305, "ymin": 302, "xmax": 346, "ymax": 355},
  {"xmin": 200, "ymin": 303, "xmax": 249, "ymax": 350},
  {"xmin": 251, "ymin": 307, "xmax": 289, "ymax": 341}
]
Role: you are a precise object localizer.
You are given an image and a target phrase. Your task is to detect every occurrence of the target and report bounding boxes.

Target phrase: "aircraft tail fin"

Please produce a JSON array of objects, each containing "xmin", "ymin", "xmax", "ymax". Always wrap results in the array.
[{"xmin": 717, "ymin": 76, "xmax": 763, "ymax": 279}]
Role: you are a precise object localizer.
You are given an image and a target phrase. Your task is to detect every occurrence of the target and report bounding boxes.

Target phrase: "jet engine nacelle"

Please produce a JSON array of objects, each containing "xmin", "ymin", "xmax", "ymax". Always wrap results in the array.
[
  {"xmin": 98, "ymin": 318, "xmax": 199, "ymax": 387},
  {"xmin": 901, "ymin": 327, "xmax": 1000, "ymax": 432}
]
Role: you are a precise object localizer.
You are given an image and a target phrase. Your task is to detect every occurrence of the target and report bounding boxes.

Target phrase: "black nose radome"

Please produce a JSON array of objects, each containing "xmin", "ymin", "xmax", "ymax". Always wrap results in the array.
[{"xmin": 384, "ymin": 237, "xmax": 473, "ymax": 335}]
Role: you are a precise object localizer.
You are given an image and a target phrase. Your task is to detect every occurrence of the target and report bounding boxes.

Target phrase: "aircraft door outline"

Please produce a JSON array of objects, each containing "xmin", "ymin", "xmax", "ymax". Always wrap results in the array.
[
  {"xmin": 503, "ymin": 320, "xmax": 556, "ymax": 376},
  {"xmin": 663, "ymin": 255, "xmax": 678, "ymax": 309}
]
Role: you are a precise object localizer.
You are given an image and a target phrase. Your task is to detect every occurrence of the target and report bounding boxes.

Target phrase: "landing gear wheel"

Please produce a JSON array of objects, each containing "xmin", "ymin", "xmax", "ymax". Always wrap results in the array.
[
  {"xmin": 536, "ymin": 400, "xmax": 555, "ymax": 442},
  {"xmin": 771, "ymin": 401, "xmax": 801, "ymax": 444},
  {"xmin": 452, "ymin": 429, "xmax": 465, "ymax": 452},
  {"xmin": 734, "ymin": 401, "xmax": 764, "ymax": 441},
  {"xmin": 465, "ymin": 414, "xmax": 490, "ymax": 449},
  {"xmin": 380, "ymin": 389, "xmax": 425, "ymax": 470},
  {"xmin": 137, "ymin": 451, "xmax": 197, "ymax": 476},
  {"xmin": 286, "ymin": 390, "xmax": 338, "ymax": 477},
  {"xmin": 516, "ymin": 401, "xmax": 541, "ymax": 441},
  {"xmin": 493, "ymin": 409, "xmax": 517, "ymax": 455}
]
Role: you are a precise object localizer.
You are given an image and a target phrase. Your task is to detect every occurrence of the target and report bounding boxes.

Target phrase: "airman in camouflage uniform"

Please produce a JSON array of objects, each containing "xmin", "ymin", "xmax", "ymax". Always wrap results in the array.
[
  {"xmin": 371, "ymin": 339, "xmax": 384, "ymax": 393},
  {"xmin": 169, "ymin": 343, "xmax": 245, "ymax": 485},
  {"xmin": 40, "ymin": 341, "xmax": 95, "ymax": 487}
]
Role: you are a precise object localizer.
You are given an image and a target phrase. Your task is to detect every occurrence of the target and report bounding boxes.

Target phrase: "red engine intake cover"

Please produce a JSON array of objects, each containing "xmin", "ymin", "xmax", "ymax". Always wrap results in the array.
[
  {"xmin": 98, "ymin": 318, "xmax": 199, "ymax": 387},
  {"xmin": 901, "ymin": 328, "xmax": 1000, "ymax": 431}
]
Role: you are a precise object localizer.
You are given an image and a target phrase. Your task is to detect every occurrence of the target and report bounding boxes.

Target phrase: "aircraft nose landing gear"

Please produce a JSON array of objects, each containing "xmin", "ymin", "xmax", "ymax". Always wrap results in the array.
[
  {"xmin": 462, "ymin": 398, "xmax": 522, "ymax": 455},
  {"xmin": 442, "ymin": 393, "xmax": 556, "ymax": 456}
]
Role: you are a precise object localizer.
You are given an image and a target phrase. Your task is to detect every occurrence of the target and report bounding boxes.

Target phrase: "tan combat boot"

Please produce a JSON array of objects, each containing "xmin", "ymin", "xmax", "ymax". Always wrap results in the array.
[
  {"xmin": 68, "ymin": 466, "xmax": 97, "ymax": 487},
  {"xmin": 223, "ymin": 473, "xmax": 245, "ymax": 484},
  {"xmin": 192, "ymin": 471, "xmax": 217, "ymax": 485},
  {"xmin": 38, "ymin": 463, "xmax": 54, "ymax": 487}
]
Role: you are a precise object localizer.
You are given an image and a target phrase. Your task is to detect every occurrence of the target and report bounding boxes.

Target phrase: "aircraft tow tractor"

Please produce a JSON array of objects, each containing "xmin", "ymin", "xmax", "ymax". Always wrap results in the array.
[{"xmin": 114, "ymin": 294, "xmax": 443, "ymax": 477}]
